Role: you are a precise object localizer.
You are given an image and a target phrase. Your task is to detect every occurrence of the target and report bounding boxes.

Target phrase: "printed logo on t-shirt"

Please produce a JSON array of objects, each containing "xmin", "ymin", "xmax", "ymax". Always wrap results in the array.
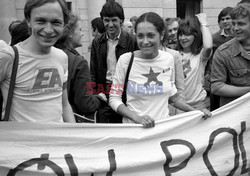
[
  {"xmin": 29, "ymin": 67, "xmax": 62, "ymax": 94},
  {"xmin": 142, "ymin": 67, "xmax": 163, "ymax": 87}
]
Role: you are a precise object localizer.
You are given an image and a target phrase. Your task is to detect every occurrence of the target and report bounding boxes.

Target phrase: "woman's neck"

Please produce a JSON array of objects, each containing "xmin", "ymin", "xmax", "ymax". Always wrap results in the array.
[{"xmin": 183, "ymin": 47, "xmax": 191, "ymax": 53}]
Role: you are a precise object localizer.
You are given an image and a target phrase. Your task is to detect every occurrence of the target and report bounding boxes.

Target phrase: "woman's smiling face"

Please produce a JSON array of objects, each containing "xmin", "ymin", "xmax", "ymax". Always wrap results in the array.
[
  {"xmin": 178, "ymin": 33, "xmax": 195, "ymax": 52},
  {"xmin": 136, "ymin": 21, "xmax": 162, "ymax": 59}
]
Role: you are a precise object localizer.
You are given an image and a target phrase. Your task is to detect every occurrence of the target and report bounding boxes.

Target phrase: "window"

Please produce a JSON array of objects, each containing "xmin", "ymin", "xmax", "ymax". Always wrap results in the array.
[
  {"xmin": 177, "ymin": 0, "xmax": 201, "ymax": 19},
  {"xmin": 67, "ymin": 2, "xmax": 72, "ymax": 12}
]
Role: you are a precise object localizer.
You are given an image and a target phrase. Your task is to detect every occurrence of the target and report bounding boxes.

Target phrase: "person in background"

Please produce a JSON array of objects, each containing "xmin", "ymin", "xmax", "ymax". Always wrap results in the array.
[
  {"xmin": 91, "ymin": 17, "xmax": 105, "ymax": 38},
  {"xmin": 208, "ymin": 7, "xmax": 234, "ymax": 111},
  {"xmin": 213, "ymin": 7, "xmax": 234, "ymax": 51},
  {"xmin": 109, "ymin": 12, "xmax": 211, "ymax": 128},
  {"xmin": 8, "ymin": 20, "xmax": 21, "ymax": 45},
  {"xmin": 88, "ymin": 17, "xmax": 106, "ymax": 52},
  {"xmin": 130, "ymin": 15, "xmax": 138, "ymax": 35},
  {"xmin": 55, "ymin": 14, "xmax": 107, "ymax": 122},
  {"xmin": 164, "ymin": 18, "xmax": 181, "ymax": 50},
  {"xmin": 0, "ymin": 0, "xmax": 75, "ymax": 122},
  {"xmin": 122, "ymin": 20, "xmax": 134, "ymax": 35},
  {"xmin": 90, "ymin": 0, "xmax": 138, "ymax": 123},
  {"xmin": 176, "ymin": 13, "xmax": 213, "ymax": 111},
  {"xmin": 8, "ymin": 20, "xmax": 21, "ymax": 36},
  {"xmin": 211, "ymin": 3, "xmax": 250, "ymax": 107},
  {"xmin": 10, "ymin": 20, "xmax": 30, "ymax": 46}
]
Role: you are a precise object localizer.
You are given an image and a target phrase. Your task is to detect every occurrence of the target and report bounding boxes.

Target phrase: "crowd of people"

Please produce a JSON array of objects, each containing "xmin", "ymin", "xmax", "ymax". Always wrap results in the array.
[{"xmin": 0, "ymin": 0, "xmax": 250, "ymax": 128}]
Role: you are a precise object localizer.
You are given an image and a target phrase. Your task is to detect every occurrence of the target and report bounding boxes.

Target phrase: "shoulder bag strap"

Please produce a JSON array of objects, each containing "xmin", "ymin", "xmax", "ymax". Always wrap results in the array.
[
  {"xmin": 122, "ymin": 52, "xmax": 134, "ymax": 105},
  {"xmin": 3, "ymin": 45, "xmax": 19, "ymax": 121}
]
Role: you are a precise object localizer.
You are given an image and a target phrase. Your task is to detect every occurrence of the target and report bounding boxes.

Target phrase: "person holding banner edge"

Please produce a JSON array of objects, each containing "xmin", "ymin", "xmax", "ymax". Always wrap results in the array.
[
  {"xmin": 0, "ymin": 0, "xmax": 75, "ymax": 122},
  {"xmin": 109, "ymin": 12, "xmax": 211, "ymax": 128}
]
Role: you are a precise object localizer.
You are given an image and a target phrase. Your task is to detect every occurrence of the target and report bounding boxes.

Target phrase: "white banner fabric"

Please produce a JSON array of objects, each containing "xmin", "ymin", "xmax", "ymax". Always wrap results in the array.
[{"xmin": 0, "ymin": 93, "xmax": 250, "ymax": 176}]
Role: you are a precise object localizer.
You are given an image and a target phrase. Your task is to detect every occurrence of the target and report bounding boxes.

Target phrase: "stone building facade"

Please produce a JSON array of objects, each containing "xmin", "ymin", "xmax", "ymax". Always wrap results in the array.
[{"xmin": 0, "ymin": 0, "xmax": 238, "ymax": 62}]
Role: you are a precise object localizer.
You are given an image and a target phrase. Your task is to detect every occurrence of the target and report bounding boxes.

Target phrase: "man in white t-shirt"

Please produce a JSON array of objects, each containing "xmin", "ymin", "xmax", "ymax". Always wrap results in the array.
[{"xmin": 0, "ymin": 0, "xmax": 75, "ymax": 122}]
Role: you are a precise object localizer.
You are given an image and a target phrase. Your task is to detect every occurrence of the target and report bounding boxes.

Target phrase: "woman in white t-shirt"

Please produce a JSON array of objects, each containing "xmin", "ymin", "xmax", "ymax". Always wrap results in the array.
[
  {"xmin": 109, "ymin": 12, "xmax": 211, "ymax": 128},
  {"xmin": 177, "ymin": 13, "xmax": 213, "ymax": 110}
]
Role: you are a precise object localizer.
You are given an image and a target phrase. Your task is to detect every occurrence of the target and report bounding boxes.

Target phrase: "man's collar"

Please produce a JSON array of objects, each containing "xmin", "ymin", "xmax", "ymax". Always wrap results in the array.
[
  {"xmin": 220, "ymin": 29, "xmax": 233, "ymax": 37},
  {"xmin": 106, "ymin": 30, "xmax": 121, "ymax": 41},
  {"xmin": 99, "ymin": 30, "xmax": 130, "ymax": 49},
  {"xmin": 231, "ymin": 38, "xmax": 246, "ymax": 57}
]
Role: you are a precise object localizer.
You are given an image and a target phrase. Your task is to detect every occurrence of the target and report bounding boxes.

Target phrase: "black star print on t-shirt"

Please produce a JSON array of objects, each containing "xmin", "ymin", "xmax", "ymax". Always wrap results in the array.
[{"xmin": 142, "ymin": 67, "xmax": 162, "ymax": 87}]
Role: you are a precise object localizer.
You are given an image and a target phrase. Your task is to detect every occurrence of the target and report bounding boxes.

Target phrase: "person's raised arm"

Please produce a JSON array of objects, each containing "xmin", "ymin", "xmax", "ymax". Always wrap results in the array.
[{"xmin": 195, "ymin": 13, "xmax": 213, "ymax": 58}]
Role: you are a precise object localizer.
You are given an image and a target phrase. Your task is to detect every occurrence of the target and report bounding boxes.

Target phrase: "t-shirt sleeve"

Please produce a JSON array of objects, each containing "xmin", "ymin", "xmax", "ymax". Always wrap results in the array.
[
  {"xmin": 109, "ymin": 53, "xmax": 131, "ymax": 112},
  {"xmin": 170, "ymin": 57, "xmax": 177, "ymax": 97},
  {"xmin": 0, "ymin": 41, "xmax": 15, "ymax": 83}
]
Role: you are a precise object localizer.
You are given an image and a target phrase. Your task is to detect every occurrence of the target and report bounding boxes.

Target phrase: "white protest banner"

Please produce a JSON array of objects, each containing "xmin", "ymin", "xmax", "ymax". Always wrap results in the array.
[{"xmin": 0, "ymin": 93, "xmax": 250, "ymax": 176}]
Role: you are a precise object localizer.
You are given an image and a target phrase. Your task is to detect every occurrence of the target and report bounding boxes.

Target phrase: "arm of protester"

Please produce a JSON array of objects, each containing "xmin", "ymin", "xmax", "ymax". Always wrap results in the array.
[
  {"xmin": 172, "ymin": 50, "xmax": 185, "ymax": 100},
  {"xmin": 170, "ymin": 93, "xmax": 212, "ymax": 119},
  {"xmin": 0, "ymin": 40, "xmax": 15, "ymax": 83},
  {"xmin": 116, "ymin": 104, "xmax": 155, "ymax": 128},
  {"xmin": 211, "ymin": 49, "xmax": 250, "ymax": 97},
  {"xmin": 213, "ymin": 84, "xmax": 250, "ymax": 97},
  {"xmin": 72, "ymin": 56, "xmax": 105, "ymax": 114},
  {"xmin": 62, "ymin": 88, "xmax": 76, "ymax": 123},
  {"xmin": 97, "ymin": 92, "xmax": 107, "ymax": 102},
  {"xmin": 90, "ymin": 38, "xmax": 98, "ymax": 82},
  {"xmin": 195, "ymin": 13, "xmax": 213, "ymax": 59}
]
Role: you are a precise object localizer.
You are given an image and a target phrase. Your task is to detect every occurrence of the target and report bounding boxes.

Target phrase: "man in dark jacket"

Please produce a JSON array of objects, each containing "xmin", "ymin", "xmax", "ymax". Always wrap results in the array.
[{"xmin": 90, "ymin": 0, "xmax": 138, "ymax": 123}]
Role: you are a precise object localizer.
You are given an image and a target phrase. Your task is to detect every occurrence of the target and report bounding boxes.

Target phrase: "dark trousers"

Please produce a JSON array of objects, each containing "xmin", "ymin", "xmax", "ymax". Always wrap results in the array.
[
  {"xmin": 96, "ymin": 92, "xmax": 122, "ymax": 123},
  {"xmin": 96, "ymin": 105, "xmax": 122, "ymax": 123},
  {"xmin": 210, "ymin": 93, "xmax": 220, "ymax": 111}
]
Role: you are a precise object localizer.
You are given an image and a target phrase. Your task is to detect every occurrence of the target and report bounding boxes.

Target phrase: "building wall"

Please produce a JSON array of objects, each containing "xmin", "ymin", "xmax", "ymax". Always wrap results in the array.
[
  {"xmin": 0, "ymin": 0, "xmax": 239, "ymax": 63},
  {"xmin": 203, "ymin": 0, "xmax": 238, "ymax": 35}
]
